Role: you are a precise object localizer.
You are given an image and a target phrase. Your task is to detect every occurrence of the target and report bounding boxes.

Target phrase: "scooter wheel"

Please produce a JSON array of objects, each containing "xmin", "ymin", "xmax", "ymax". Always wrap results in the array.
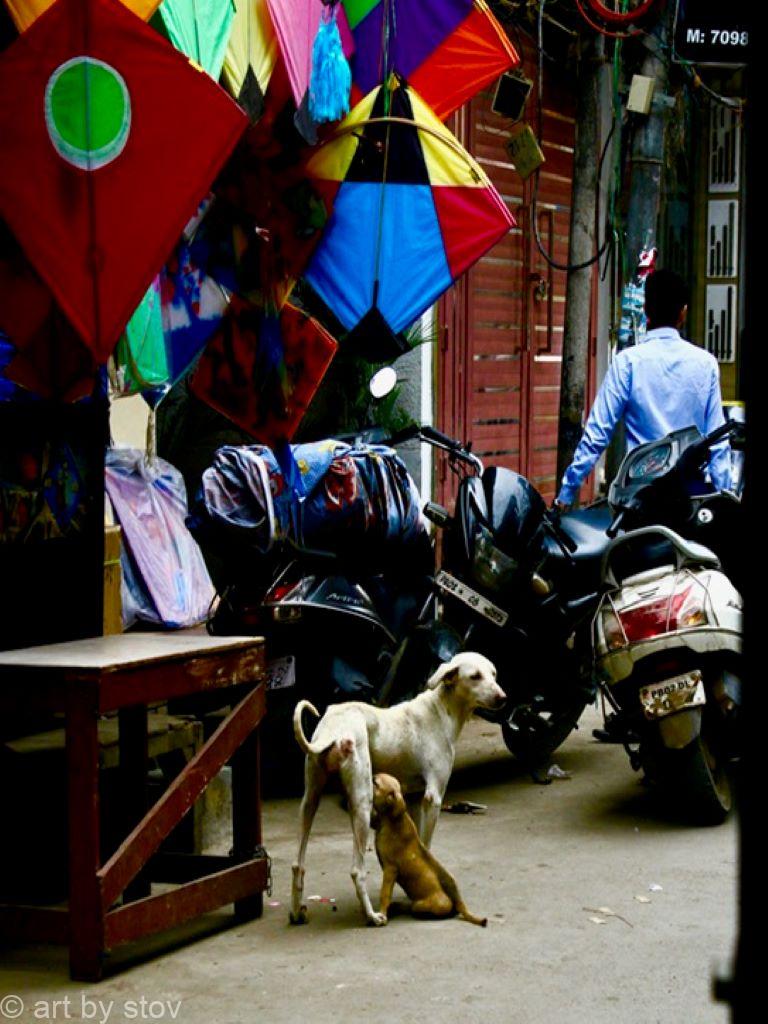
[{"xmin": 664, "ymin": 733, "xmax": 733, "ymax": 826}]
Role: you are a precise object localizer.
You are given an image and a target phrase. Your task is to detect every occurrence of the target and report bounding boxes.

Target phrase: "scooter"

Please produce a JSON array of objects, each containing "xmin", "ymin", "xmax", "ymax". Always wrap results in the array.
[{"xmin": 592, "ymin": 421, "xmax": 744, "ymax": 823}]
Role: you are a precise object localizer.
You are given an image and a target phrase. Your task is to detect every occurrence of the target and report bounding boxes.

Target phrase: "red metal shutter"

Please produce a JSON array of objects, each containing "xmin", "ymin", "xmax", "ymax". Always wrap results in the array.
[{"xmin": 438, "ymin": 46, "xmax": 577, "ymax": 507}]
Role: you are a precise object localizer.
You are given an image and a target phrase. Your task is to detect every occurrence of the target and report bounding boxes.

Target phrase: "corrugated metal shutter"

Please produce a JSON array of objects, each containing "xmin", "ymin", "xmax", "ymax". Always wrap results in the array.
[{"xmin": 438, "ymin": 45, "xmax": 576, "ymax": 505}]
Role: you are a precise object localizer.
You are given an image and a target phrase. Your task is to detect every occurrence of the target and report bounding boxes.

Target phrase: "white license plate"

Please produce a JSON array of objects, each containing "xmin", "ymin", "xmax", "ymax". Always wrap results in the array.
[
  {"xmin": 639, "ymin": 670, "xmax": 705, "ymax": 720},
  {"xmin": 435, "ymin": 570, "xmax": 508, "ymax": 627},
  {"xmin": 266, "ymin": 654, "xmax": 297, "ymax": 691}
]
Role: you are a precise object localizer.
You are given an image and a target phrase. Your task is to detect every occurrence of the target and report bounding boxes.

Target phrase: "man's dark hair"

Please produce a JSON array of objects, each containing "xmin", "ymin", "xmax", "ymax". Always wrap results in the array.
[{"xmin": 644, "ymin": 268, "xmax": 689, "ymax": 328}]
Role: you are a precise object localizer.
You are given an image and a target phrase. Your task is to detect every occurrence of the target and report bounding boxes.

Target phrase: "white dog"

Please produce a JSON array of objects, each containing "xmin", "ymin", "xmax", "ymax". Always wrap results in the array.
[{"xmin": 289, "ymin": 651, "xmax": 505, "ymax": 926}]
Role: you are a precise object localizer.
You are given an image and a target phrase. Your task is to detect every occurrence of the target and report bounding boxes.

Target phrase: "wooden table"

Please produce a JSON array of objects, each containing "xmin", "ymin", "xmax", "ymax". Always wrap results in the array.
[{"xmin": 0, "ymin": 633, "xmax": 268, "ymax": 981}]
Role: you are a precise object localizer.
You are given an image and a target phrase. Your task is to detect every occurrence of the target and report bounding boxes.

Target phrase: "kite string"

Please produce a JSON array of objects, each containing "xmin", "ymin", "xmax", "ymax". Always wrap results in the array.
[
  {"xmin": 372, "ymin": 118, "xmax": 391, "ymax": 309},
  {"xmin": 371, "ymin": 1, "xmax": 395, "ymax": 307},
  {"xmin": 82, "ymin": 0, "xmax": 103, "ymax": 357}
]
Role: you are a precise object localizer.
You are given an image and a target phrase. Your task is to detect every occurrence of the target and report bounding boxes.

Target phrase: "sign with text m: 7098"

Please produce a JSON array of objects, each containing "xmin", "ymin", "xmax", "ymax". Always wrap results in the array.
[{"xmin": 673, "ymin": 0, "xmax": 750, "ymax": 66}]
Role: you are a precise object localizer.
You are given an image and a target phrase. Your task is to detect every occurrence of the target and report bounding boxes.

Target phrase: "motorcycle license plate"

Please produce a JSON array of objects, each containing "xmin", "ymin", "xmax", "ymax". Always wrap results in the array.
[
  {"xmin": 265, "ymin": 655, "xmax": 297, "ymax": 691},
  {"xmin": 639, "ymin": 670, "xmax": 705, "ymax": 720},
  {"xmin": 435, "ymin": 570, "xmax": 508, "ymax": 628}
]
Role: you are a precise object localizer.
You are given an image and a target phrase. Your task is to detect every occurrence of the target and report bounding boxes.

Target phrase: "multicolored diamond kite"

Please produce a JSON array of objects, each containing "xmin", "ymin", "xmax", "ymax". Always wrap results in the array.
[
  {"xmin": 343, "ymin": 0, "xmax": 519, "ymax": 121},
  {"xmin": 303, "ymin": 79, "xmax": 515, "ymax": 359}
]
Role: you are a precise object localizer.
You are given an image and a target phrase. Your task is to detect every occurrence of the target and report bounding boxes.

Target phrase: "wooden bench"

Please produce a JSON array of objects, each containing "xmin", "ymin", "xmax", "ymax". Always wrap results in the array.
[{"xmin": 0, "ymin": 633, "xmax": 268, "ymax": 981}]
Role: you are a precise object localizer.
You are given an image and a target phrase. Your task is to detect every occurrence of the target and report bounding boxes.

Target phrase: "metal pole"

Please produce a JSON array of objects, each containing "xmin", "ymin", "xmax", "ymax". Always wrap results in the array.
[
  {"xmin": 556, "ymin": 33, "xmax": 603, "ymax": 492},
  {"xmin": 605, "ymin": 9, "xmax": 672, "ymax": 483},
  {"xmin": 622, "ymin": 30, "xmax": 669, "ymax": 307}
]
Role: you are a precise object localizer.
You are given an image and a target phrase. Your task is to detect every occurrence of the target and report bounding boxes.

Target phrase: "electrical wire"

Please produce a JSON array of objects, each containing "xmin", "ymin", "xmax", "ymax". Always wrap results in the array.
[
  {"xmin": 680, "ymin": 61, "xmax": 745, "ymax": 111},
  {"xmin": 574, "ymin": 0, "xmax": 648, "ymax": 39},
  {"xmin": 582, "ymin": 0, "xmax": 658, "ymax": 27},
  {"xmin": 530, "ymin": 0, "xmax": 615, "ymax": 273}
]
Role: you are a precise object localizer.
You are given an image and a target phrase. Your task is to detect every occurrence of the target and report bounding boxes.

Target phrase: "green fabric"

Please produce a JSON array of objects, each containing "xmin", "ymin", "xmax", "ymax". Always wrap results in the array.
[
  {"xmin": 115, "ymin": 280, "xmax": 169, "ymax": 394},
  {"xmin": 49, "ymin": 61, "xmax": 127, "ymax": 151},
  {"xmin": 341, "ymin": 0, "xmax": 379, "ymax": 31},
  {"xmin": 153, "ymin": 0, "xmax": 236, "ymax": 78}
]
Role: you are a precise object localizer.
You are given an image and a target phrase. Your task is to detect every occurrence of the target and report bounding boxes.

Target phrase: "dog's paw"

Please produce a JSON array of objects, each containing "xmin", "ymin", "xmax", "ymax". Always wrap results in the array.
[
  {"xmin": 367, "ymin": 912, "xmax": 388, "ymax": 927},
  {"xmin": 289, "ymin": 906, "xmax": 309, "ymax": 925}
]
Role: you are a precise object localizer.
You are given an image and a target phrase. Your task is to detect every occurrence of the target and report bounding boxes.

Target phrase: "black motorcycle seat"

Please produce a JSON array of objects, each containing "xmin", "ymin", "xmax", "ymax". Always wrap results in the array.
[{"xmin": 544, "ymin": 501, "xmax": 613, "ymax": 593}]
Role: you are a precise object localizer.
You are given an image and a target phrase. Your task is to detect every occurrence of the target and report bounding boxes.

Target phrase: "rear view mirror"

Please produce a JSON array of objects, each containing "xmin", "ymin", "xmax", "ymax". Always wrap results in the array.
[{"xmin": 369, "ymin": 366, "xmax": 397, "ymax": 399}]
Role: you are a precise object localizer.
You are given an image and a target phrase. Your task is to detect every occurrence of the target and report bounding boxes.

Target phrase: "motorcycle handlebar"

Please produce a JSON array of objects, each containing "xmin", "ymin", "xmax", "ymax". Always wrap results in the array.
[
  {"xmin": 387, "ymin": 423, "xmax": 422, "ymax": 446},
  {"xmin": 393, "ymin": 424, "xmax": 484, "ymax": 474},
  {"xmin": 420, "ymin": 424, "xmax": 464, "ymax": 450},
  {"xmin": 679, "ymin": 419, "xmax": 739, "ymax": 474},
  {"xmin": 705, "ymin": 420, "xmax": 737, "ymax": 446}
]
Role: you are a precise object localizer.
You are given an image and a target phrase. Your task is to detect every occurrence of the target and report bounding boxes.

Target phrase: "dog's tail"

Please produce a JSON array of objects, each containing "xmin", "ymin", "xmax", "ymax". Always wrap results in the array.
[
  {"xmin": 456, "ymin": 901, "xmax": 488, "ymax": 928},
  {"xmin": 293, "ymin": 700, "xmax": 323, "ymax": 755}
]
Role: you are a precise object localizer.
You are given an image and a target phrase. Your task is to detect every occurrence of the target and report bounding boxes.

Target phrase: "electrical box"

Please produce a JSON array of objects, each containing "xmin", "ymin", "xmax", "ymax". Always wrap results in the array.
[
  {"xmin": 491, "ymin": 71, "xmax": 533, "ymax": 123},
  {"xmin": 506, "ymin": 123, "xmax": 545, "ymax": 180},
  {"xmin": 627, "ymin": 74, "xmax": 655, "ymax": 114}
]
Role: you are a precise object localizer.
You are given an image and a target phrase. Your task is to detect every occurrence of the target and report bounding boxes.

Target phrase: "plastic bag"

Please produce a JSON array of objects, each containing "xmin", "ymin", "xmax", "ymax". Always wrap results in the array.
[
  {"xmin": 192, "ymin": 439, "xmax": 427, "ymax": 565},
  {"xmin": 105, "ymin": 448, "xmax": 215, "ymax": 628}
]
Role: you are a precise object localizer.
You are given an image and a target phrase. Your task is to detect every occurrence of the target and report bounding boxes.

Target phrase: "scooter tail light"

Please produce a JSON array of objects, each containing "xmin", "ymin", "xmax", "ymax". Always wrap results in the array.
[
  {"xmin": 676, "ymin": 586, "xmax": 710, "ymax": 629},
  {"xmin": 617, "ymin": 582, "xmax": 708, "ymax": 643},
  {"xmin": 600, "ymin": 607, "xmax": 625, "ymax": 650}
]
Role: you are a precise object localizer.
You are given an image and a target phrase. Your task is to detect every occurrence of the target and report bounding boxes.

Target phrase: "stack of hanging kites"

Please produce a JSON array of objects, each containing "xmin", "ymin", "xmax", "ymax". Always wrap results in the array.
[{"xmin": 0, "ymin": 0, "xmax": 520, "ymax": 440}]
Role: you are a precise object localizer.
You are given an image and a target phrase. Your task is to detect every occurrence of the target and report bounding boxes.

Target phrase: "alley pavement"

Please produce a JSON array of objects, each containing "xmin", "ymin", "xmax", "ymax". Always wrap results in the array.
[{"xmin": 1, "ymin": 705, "xmax": 737, "ymax": 1024}]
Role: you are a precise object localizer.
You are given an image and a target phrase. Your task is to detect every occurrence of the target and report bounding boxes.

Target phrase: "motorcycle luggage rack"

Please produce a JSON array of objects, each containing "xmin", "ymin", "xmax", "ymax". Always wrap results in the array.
[{"xmin": 600, "ymin": 525, "xmax": 720, "ymax": 589}]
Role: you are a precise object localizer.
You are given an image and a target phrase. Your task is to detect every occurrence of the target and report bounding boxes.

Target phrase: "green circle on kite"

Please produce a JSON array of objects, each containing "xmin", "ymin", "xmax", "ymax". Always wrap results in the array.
[{"xmin": 45, "ymin": 57, "xmax": 131, "ymax": 170}]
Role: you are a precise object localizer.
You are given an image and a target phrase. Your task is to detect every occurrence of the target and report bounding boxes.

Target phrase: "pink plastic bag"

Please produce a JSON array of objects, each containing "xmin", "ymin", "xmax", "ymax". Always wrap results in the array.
[{"xmin": 105, "ymin": 449, "xmax": 215, "ymax": 628}]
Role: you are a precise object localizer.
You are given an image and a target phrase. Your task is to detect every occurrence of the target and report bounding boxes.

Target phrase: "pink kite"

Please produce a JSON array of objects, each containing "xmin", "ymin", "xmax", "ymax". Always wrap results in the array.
[{"xmin": 266, "ymin": 0, "xmax": 354, "ymax": 133}]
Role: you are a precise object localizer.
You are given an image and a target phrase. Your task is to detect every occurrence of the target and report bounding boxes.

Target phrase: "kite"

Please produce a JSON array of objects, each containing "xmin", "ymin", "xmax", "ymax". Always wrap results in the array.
[
  {"xmin": 221, "ymin": 0, "xmax": 279, "ymax": 120},
  {"xmin": 190, "ymin": 297, "xmax": 338, "ymax": 443},
  {"xmin": 0, "ymin": 236, "xmax": 98, "ymax": 401},
  {"xmin": 152, "ymin": 0, "xmax": 234, "ymax": 80},
  {"xmin": 265, "ymin": 0, "xmax": 354, "ymax": 138},
  {"xmin": 2, "ymin": 0, "xmax": 160, "ymax": 32},
  {"xmin": 303, "ymin": 78, "xmax": 515, "ymax": 360},
  {"xmin": 343, "ymin": 0, "xmax": 519, "ymax": 121},
  {"xmin": 112, "ymin": 277, "xmax": 169, "ymax": 396},
  {"xmin": 0, "ymin": 0, "xmax": 247, "ymax": 364}
]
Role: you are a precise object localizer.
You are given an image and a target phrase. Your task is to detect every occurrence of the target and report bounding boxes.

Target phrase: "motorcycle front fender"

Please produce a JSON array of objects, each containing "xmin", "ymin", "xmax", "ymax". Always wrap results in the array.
[{"xmin": 657, "ymin": 706, "xmax": 703, "ymax": 750}]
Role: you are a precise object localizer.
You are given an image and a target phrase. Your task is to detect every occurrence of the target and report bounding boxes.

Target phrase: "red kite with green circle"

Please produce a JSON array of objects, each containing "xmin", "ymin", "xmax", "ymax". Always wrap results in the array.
[{"xmin": 0, "ymin": 0, "xmax": 247, "ymax": 364}]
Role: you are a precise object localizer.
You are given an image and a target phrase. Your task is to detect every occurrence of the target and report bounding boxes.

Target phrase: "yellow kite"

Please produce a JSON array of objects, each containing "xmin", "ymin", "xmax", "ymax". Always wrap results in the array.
[
  {"xmin": 4, "ymin": 0, "xmax": 161, "ymax": 32},
  {"xmin": 221, "ymin": 0, "xmax": 278, "ymax": 114}
]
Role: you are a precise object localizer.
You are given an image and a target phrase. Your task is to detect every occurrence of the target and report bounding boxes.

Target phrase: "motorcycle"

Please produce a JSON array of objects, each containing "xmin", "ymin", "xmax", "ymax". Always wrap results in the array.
[
  {"xmin": 592, "ymin": 421, "xmax": 744, "ymax": 823},
  {"xmin": 192, "ymin": 422, "xmax": 608, "ymax": 775},
  {"xmin": 398, "ymin": 423, "xmax": 605, "ymax": 770},
  {"xmin": 189, "ymin": 436, "xmax": 447, "ymax": 777}
]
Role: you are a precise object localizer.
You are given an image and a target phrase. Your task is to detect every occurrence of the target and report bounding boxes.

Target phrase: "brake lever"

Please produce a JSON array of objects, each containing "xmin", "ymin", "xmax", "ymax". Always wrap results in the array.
[
  {"xmin": 606, "ymin": 510, "xmax": 625, "ymax": 539},
  {"xmin": 543, "ymin": 516, "xmax": 576, "ymax": 564}
]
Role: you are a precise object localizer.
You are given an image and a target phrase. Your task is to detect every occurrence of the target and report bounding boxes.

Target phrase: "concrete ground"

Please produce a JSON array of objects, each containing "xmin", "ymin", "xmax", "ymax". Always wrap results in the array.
[{"xmin": 1, "ymin": 705, "xmax": 737, "ymax": 1024}]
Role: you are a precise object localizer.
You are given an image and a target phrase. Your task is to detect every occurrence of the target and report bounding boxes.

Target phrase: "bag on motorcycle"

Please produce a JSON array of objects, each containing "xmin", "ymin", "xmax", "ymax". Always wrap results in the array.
[
  {"xmin": 301, "ymin": 444, "xmax": 426, "ymax": 557},
  {"xmin": 192, "ymin": 440, "xmax": 426, "ymax": 561}
]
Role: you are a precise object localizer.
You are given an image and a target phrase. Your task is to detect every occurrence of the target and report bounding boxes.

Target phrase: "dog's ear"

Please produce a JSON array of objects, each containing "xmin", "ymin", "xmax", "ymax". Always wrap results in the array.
[{"xmin": 426, "ymin": 661, "xmax": 459, "ymax": 689}]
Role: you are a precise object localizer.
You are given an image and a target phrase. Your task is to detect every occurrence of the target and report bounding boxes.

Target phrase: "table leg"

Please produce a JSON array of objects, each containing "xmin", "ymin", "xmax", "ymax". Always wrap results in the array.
[
  {"xmin": 119, "ymin": 705, "xmax": 150, "ymax": 902},
  {"xmin": 231, "ymin": 711, "xmax": 263, "ymax": 922},
  {"xmin": 66, "ymin": 696, "xmax": 104, "ymax": 981}
]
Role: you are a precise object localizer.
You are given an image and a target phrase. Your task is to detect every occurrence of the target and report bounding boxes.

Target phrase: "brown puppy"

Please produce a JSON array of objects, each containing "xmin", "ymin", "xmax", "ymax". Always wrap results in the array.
[{"xmin": 372, "ymin": 773, "xmax": 487, "ymax": 926}]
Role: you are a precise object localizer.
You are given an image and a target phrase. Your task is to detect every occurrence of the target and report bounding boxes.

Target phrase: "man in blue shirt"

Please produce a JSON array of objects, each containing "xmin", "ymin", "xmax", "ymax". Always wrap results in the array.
[{"xmin": 555, "ymin": 269, "xmax": 731, "ymax": 509}]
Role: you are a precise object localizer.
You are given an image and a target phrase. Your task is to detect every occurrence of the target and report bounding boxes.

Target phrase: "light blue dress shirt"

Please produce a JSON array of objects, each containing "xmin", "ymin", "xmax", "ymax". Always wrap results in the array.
[{"xmin": 557, "ymin": 327, "xmax": 732, "ymax": 507}]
